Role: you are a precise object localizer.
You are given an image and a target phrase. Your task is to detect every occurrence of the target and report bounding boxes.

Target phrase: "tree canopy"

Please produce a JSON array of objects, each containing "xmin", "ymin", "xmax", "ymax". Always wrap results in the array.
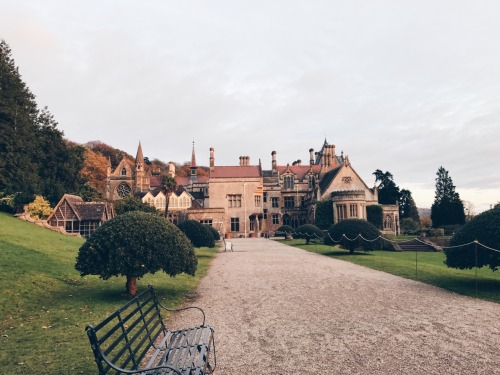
[
  {"xmin": 75, "ymin": 211, "xmax": 197, "ymax": 296},
  {"xmin": 445, "ymin": 206, "xmax": 500, "ymax": 271},
  {"xmin": 431, "ymin": 166, "xmax": 465, "ymax": 227},
  {"xmin": 373, "ymin": 169, "xmax": 400, "ymax": 205},
  {"xmin": 0, "ymin": 40, "xmax": 85, "ymax": 206}
]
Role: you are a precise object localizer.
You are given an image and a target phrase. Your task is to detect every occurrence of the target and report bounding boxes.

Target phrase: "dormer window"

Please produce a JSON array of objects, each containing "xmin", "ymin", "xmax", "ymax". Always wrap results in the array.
[{"xmin": 121, "ymin": 168, "xmax": 127, "ymax": 176}]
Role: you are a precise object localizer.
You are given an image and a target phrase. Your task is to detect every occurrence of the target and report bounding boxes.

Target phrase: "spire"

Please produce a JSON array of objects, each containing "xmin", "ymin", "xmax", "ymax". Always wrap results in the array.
[
  {"xmin": 191, "ymin": 140, "xmax": 196, "ymax": 167},
  {"xmin": 190, "ymin": 140, "xmax": 198, "ymax": 182},
  {"xmin": 135, "ymin": 141, "xmax": 144, "ymax": 165}
]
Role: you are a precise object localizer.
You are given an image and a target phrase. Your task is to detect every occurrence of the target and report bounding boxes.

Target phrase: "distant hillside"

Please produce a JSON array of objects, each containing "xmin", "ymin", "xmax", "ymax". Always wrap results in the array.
[{"xmin": 418, "ymin": 208, "xmax": 431, "ymax": 218}]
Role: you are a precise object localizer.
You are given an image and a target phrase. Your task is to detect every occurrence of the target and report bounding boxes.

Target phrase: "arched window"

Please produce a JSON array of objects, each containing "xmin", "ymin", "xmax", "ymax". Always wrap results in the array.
[
  {"xmin": 121, "ymin": 168, "xmax": 127, "ymax": 176},
  {"xmin": 384, "ymin": 215, "xmax": 393, "ymax": 229}
]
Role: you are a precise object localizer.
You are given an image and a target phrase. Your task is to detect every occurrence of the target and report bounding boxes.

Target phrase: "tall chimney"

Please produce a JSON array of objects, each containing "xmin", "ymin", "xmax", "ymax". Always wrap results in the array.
[
  {"xmin": 309, "ymin": 148, "xmax": 314, "ymax": 165},
  {"xmin": 246, "ymin": 156, "xmax": 250, "ymax": 166},
  {"xmin": 271, "ymin": 151, "xmax": 277, "ymax": 170},
  {"xmin": 239, "ymin": 156, "xmax": 244, "ymax": 166},
  {"xmin": 168, "ymin": 162, "xmax": 176, "ymax": 177},
  {"xmin": 210, "ymin": 147, "xmax": 214, "ymax": 168}
]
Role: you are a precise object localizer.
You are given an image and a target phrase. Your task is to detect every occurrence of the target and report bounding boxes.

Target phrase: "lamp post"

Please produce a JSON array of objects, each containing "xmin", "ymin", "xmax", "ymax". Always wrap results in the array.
[{"xmin": 243, "ymin": 182, "xmax": 247, "ymax": 237}]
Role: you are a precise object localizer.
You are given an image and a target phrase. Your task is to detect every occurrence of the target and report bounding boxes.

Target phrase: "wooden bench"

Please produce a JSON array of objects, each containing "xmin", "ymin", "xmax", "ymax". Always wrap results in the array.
[{"xmin": 85, "ymin": 285, "xmax": 216, "ymax": 374}]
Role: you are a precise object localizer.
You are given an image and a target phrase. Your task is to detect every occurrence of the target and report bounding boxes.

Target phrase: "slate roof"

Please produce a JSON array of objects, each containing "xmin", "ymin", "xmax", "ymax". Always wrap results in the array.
[
  {"xmin": 74, "ymin": 202, "xmax": 112, "ymax": 220},
  {"xmin": 318, "ymin": 165, "xmax": 343, "ymax": 194}
]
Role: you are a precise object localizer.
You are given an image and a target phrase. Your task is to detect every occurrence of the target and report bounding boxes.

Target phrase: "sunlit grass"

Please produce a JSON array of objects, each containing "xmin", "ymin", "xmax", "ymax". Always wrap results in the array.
[
  {"xmin": 279, "ymin": 239, "xmax": 500, "ymax": 303},
  {"xmin": 0, "ymin": 212, "xmax": 218, "ymax": 374}
]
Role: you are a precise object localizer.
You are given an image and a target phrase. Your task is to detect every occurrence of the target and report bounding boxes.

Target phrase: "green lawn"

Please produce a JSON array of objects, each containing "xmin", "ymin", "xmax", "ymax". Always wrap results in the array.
[
  {"xmin": 0, "ymin": 212, "xmax": 218, "ymax": 374},
  {"xmin": 279, "ymin": 239, "xmax": 500, "ymax": 304}
]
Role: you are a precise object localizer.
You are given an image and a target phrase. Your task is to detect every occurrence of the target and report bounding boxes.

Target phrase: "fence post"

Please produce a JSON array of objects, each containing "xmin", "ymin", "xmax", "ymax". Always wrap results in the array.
[{"xmin": 474, "ymin": 240, "xmax": 478, "ymax": 295}]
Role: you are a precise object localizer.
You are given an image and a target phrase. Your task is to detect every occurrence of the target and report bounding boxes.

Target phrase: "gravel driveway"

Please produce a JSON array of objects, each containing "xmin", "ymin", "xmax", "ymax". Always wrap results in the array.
[{"xmin": 171, "ymin": 238, "xmax": 499, "ymax": 374}]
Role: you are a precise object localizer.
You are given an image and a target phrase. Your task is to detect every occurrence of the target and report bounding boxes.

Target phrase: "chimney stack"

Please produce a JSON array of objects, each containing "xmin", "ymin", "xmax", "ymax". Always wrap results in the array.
[
  {"xmin": 309, "ymin": 148, "xmax": 314, "ymax": 165},
  {"xmin": 271, "ymin": 151, "xmax": 277, "ymax": 170},
  {"xmin": 210, "ymin": 147, "xmax": 214, "ymax": 168}
]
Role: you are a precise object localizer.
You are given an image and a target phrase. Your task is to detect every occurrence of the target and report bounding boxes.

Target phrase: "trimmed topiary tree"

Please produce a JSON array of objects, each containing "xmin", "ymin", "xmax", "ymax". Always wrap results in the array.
[
  {"xmin": 205, "ymin": 224, "xmax": 220, "ymax": 241},
  {"xmin": 445, "ymin": 206, "xmax": 500, "ymax": 271},
  {"xmin": 366, "ymin": 205, "xmax": 383, "ymax": 229},
  {"xmin": 325, "ymin": 219, "xmax": 382, "ymax": 254},
  {"xmin": 75, "ymin": 211, "xmax": 197, "ymax": 296},
  {"xmin": 276, "ymin": 225, "xmax": 294, "ymax": 238},
  {"xmin": 178, "ymin": 220, "xmax": 215, "ymax": 248},
  {"xmin": 294, "ymin": 224, "xmax": 324, "ymax": 244}
]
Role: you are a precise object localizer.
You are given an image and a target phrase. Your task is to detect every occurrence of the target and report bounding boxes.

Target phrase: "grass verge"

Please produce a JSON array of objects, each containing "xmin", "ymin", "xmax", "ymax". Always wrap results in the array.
[
  {"xmin": 0, "ymin": 212, "xmax": 218, "ymax": 374},
  {"xmin": 279, "ymin": 239, "xmax": 500, "ymax": 304}
]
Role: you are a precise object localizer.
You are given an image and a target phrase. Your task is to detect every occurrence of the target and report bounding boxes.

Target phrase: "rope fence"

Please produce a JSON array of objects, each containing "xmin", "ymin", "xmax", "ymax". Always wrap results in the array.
[{"xmin": 275, "ymin": 231, "xmax": 500, "ymax": 254}]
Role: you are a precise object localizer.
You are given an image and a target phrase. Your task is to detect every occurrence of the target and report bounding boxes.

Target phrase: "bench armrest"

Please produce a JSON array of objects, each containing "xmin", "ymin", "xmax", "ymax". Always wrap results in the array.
[{"xmin": 157, "ymin": 301, "xmax": 206, "ymax": 326}]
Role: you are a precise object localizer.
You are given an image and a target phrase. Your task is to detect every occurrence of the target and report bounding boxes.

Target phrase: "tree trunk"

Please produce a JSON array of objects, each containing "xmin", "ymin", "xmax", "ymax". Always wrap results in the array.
[{"xmin": 126, "ymin": 276, "xmax": 138, "ymax": 296}]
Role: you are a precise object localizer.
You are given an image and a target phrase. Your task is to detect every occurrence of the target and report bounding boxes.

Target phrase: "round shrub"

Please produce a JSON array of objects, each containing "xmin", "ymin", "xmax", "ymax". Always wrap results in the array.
[
  {"xmin": 276, "ymin": 225, "xmax": 294, "ymax": 238},
  {"xmin": 178, "ymin": 220, "xmax": 215, "ymax": 248},
  {"xmin": 325, "ymin": 219, "xmax": 382, "ymax": 253},
  {"xmin": 205, "ymin": 224, "xmax": 220, "ymax": 241},
  {"xmin": 446, "ymin": 206, "xmax": 500, "ymax": 271},
  {"xmin": 294, "ymin": 224, "xmax": 324, "ymax": 244},
  {"xmin": 75, "ymin": 211, "xmax": 197, "ymax": 296}
]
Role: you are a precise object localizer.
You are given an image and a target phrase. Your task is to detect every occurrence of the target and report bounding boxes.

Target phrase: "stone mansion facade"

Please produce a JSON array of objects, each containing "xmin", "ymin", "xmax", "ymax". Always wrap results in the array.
[{"xmin": 106, "ymin": 140, "xmax": 400, "ymax": 236}]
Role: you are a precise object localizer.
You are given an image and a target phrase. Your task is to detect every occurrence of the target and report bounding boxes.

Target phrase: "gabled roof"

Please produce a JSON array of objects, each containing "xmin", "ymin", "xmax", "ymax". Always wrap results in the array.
[{"xmin": 210, "ymin": 166, "xmax": 261, "ymax": 178}]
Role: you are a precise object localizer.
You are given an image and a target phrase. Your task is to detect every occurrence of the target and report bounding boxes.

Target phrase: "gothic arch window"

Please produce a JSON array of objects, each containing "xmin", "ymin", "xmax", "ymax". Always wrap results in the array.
[
  {"xmin": 116, "ymin": 182, "xmax": 131, "ymax": 197},
  {"xmin": 383, "ymin": 215, "xmax": 393, "ymax": 230},
  {"xmin": 308, "ymin": 174, "xmax": 315, "ymax": 188},
  {"xmin": 121, "ymin": 167, "xmax": 127, "ymax": 176}
]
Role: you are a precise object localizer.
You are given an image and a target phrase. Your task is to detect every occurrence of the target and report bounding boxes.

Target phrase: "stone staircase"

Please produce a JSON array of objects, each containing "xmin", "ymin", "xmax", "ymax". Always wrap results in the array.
[{"xmin": 394, "ymin": 239, "xmax": 442, "ymax": 252}]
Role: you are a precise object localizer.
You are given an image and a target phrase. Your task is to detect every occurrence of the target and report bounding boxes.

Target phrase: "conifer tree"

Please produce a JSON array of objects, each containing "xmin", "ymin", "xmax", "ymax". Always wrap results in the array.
[{"xmin": 431, "ymin": 166, "xmax": 465, "ymax": 227}]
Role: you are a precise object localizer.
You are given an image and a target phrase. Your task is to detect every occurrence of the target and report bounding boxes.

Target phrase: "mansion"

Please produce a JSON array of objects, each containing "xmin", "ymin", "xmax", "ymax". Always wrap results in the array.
[{"xmin": 106, "ymin": 140, "xmax": 400, "ymax": 237}]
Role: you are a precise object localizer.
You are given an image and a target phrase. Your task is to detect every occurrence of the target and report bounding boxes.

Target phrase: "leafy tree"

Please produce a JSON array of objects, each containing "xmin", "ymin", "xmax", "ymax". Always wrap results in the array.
[
  {"xmin": 431, "ymin": 167, "xmax": 465, "ymax": 227},
  {"xmin": 325, "ymin": 219, "xmax": 382, "ymax": 254},
  {"xmin": 80, "ymin": 147, "xmax": 108, "ymax": 198},
  {"xmin": 366, "ymin": 205, "xmax": 383, "ymax": 229},
  {"xmin": 160, "ymin": 176, "xmax": 177, "ymax": 218},
  {"xmin": 85, "ymin": 140, "xmax": 133, "ymax": 168},
  {"xmin": 445, "ymin": 206, "xmax": 500, "ymax": 271},
  {"xmin": 400, "ymin": 218, "xmax": 421, "ymax": 235},
  {"xmin": 399, "ymin": 189, "xmax": 420, "ymax": 221},
  {"xmin": 114, "ymin": 196, "xmax": 159, "ymax": 215},
  {"xmin": 315, "ymin": 200, "xmax": 333, "ymax": 230},
  {"xmin": 294, "ymin": 224, "xmax": 324, "ymax": 244},
  {"xmin": 75, "ymin": 211, "xmax": 197, "ymax": 296},
  {"xmin": 177, "ymin": 220, "xmax": 215, "ymax": 248},
  {"xmin": 373, "ymin": 169, "xmax": 400, "ymax": 204},
  {"xmin": 26, "ymin": 195, "xmax": 52, "ymax": 219}
]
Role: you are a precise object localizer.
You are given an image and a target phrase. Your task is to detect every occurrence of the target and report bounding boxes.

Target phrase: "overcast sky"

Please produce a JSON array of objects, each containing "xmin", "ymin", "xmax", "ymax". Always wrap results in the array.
[{"xmin": 2, "ymin": 0, "xmax": 499, "ymax": 212}]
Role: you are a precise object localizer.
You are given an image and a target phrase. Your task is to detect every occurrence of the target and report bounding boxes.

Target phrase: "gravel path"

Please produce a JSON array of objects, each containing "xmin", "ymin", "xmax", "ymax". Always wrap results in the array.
[{"xmin": 171, "ymin": 238, "xmax": 499, "ymax": 374}]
